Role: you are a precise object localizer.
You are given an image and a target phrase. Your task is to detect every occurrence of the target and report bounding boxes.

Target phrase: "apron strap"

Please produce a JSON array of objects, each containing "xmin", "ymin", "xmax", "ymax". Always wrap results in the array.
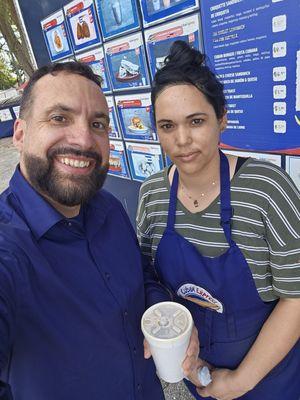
[
  {"xmin": 166, "ymin": 167, "xmax": 179, "ymax": 231},
  {"xmin": 219, "ymin": 151, "xmax": 234, "ymax": 245},
  {"xmin": 204, "ymin": 309, "xmax": 213, "ymax": 353}
]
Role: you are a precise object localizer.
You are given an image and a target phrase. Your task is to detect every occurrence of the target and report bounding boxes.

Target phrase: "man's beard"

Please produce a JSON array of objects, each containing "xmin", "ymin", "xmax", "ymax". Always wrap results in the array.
[{"xmin": 23, "ymin": 147, "xmax": 108, "ymax": 206}]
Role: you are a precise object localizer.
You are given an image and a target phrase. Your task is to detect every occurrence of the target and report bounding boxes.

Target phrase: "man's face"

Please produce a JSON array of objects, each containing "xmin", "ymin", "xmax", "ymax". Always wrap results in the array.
[{"xmin": 14, "ymin": 72, "xmax": 110, "ymax": 209}]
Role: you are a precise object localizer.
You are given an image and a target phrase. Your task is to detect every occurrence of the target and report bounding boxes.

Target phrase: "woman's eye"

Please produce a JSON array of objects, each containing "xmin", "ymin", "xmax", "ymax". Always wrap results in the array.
[
  {"xmin": 192, "ymin": 118, "xmax": 203, "ymax": 125},
  {"xmin": 160, "ymin": 123, "xmax": 173, "ymax": 130}
]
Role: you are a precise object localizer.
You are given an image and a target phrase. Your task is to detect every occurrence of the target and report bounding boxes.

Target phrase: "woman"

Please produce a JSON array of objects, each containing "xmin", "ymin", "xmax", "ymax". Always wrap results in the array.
[{"xmin": 137, "ymin": 41, "xmax": 300, "ymax": 400}]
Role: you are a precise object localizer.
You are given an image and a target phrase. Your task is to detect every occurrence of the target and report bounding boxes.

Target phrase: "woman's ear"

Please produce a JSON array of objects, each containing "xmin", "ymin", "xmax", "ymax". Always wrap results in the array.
[
  {"xmin": 219, "ymin": 111, "xmax": 227, "ymax": 132},
  {"xmin": 13, "ymin": 119, "xmax": 27, "ymax": 152}
]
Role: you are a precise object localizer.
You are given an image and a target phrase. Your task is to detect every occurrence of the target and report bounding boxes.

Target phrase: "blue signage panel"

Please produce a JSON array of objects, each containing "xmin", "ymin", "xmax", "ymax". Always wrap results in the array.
[
  {"xmin": 95, "ymin": 0, "xmax": 140, "ymax": 40},
  {"xmin": 200, "ymin": 0, "xmax": 300, "ymax": 154},
  {"xmin": 139, "ymin": 0, "xmax": 199, "ymax": 27},
  {"xmin": 145, "ymin": 13, "xmax": 202, "ymax": 79},
  {"xmin": 0, "ymin": 107, "xmax": 15, "ymax": 139},
  {"xmin": 41, "ymin": 9, "xmax": 73, "ymax": 61},
  {"xmin": 64, "ymin": 0, "xmax": 102, "ymax": 53}
]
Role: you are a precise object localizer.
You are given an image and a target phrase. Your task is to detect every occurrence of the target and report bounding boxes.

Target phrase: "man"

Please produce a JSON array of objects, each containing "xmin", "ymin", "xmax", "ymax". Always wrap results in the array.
[{"xmin": 0, "ymin": 62, "xmax": 197, "ymax": 400}]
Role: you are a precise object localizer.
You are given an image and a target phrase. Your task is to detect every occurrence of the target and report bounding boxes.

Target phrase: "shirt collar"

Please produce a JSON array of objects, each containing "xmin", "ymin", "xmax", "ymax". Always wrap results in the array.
[
  {"xmin": 9, "ymin": 167, "xmax": 113, "ymax": 241},
  {"xmin": 9, "ymin": 166, "xmax": 64, "ymax": 240}
]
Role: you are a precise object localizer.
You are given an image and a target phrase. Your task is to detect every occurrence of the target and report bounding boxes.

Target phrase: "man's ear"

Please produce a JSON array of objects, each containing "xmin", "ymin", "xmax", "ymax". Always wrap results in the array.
[{"xmin": 13, "ymin": 119, "xmax": 27, "ymax": 152}]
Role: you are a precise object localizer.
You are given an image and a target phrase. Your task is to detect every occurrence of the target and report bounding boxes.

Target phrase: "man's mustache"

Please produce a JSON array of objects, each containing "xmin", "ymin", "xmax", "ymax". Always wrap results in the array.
[{"xmin": 47, "ymin": 147, "xmax": 101, "ymax": 163}]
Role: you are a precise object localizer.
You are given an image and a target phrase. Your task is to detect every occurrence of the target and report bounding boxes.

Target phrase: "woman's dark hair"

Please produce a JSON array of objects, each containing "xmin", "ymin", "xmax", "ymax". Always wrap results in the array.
[
  {"xmin": 151, "ymin": 40, "xmax": 226, "ymax": 120},
  {"xmin": 20, "ymin": 61, "xmax": 102, "ymax": 118}
]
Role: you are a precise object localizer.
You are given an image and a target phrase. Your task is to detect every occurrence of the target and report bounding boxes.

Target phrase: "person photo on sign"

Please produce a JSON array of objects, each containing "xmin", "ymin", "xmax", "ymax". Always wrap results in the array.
[
  {"xmin": 0, "ymin": 61, "xmax": 199, "ymax": 400},
  {"xmin": 136, "ymin": 40, "xmax": 300, "ymax": 400}
]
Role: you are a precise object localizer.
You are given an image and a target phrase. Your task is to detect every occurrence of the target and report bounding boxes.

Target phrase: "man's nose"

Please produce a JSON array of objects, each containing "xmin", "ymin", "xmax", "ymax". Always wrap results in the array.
[{"xmin": 67, "ymin": 122, "xmax": 94, "ymax": 149}]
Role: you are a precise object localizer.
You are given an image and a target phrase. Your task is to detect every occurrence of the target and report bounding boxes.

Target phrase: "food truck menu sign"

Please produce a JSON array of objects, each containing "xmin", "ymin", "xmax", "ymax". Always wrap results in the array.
[
  {"xmin": 76, "ymin": 47, "xmax": 112, "ymax": 93},
  {"xmin": 41, "ymin": 10, "xmax": 73, "ymax": 61},
  {"xmin": 200, "ymin": 0, "xmax": 300, "ymax": 154},
  {"xmin": 108, "ymin": 140, "xmax": 131, "ymax": 179},
  {"xmin": 95, "ymin": 0, "xmax": 140, "ymax": 40},
  {"xmin": 145, "ymin": 13, "xmax": 202, "ymax": 79},
  {"xmin": 64, "ymin": 0, "xmax": 102, "ymax": 53}
]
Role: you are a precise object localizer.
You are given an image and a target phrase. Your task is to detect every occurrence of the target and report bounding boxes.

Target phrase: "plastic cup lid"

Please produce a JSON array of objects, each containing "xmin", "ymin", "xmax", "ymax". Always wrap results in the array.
[{"xmin": 142, "ymin": 302, "xmax": 190, "ymax": 339}]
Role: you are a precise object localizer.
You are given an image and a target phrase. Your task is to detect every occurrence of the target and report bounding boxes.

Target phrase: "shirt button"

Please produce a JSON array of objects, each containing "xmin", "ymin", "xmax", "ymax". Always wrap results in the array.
[
  {"xmin": 137, "ymin": 384, "xmax": 142, "ymax": 391},
  {"xmin": 133, "ymin": 347, "xmax": 137, "ymax": 354},
  {"xmin": 105, "ymin": 272, "xmax": 110, "ymax": 280},
  {"xmin": 124, "ymin": 310, "xmax": 128, "ymax": 317}
]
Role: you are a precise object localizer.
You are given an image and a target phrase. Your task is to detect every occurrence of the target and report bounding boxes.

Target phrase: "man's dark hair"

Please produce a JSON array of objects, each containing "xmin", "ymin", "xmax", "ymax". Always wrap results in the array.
[
  {"xmin": 151, "ymin": 40, "xmax": 226, "ymax": 121},
  {"xmin": 19, "ymin": 61, "xmax": 103, "ymax": 118}
]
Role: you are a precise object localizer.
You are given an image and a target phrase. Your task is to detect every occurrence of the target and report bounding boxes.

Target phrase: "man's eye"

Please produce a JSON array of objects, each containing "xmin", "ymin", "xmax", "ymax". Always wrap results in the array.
[
  {"xmin": 51, "ymin": 115, "xmax": 66, "ymax": 123},
  {"xmin": 92, "ymin": 121, "xmax": 106, "ymax": 130}
]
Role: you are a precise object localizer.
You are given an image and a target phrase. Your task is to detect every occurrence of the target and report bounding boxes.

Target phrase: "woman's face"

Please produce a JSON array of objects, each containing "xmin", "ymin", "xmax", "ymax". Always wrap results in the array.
[{"xmin": 155, "ymin": 84, "xmax": 227, "ymax": 177}]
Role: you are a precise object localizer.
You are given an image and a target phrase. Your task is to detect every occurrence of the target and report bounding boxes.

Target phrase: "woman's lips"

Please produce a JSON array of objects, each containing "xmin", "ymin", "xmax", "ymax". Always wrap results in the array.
[{"xmin": 176, "ymin": 151, "xmax": 200, "ymax": 163}]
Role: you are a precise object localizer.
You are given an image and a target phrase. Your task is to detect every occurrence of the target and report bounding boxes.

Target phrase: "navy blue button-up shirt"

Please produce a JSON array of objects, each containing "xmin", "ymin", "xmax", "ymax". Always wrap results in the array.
[{"xmin": 0, "ymin": 168, "xmax": 168, "ymax": 400}]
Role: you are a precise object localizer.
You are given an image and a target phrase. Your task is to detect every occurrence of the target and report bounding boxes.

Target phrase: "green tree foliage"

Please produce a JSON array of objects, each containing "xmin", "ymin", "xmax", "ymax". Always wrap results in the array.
[
  {"xmin": 0, "ymin": 56, "xmax": 17, "ymax": 90},
  {"xmin": 0, "ymin": 0, "xmax": 34, "ymax": 89}
]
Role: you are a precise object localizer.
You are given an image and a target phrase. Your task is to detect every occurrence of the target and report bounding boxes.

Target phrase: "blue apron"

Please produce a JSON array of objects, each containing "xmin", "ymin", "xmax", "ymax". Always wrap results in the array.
[{"xmin": 154, "ymin": 151, "xmax": 300, "ymax": 399}]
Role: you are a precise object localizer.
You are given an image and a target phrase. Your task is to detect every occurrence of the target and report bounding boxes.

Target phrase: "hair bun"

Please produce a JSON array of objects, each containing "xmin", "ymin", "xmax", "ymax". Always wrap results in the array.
[{"xmin": 165, "ymin": 40, "xmax": 206, "ymax": 69}]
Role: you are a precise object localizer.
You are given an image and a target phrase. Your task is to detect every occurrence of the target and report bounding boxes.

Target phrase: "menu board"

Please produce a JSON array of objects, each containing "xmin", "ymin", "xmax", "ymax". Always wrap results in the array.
[
  {"xmin": 95, "ymin": 0, "xmax": 140, "ymax": 40},
  {"xmin": 0, "ymin": 109, "xmax": 13, "ymax": 122},
  {"xmin": 139, "ymin": 0, "xmax": 199, "ymax": 27},
  {"xmin": 12, "ymin": 106, "xmax": 20, "ymax": 119},
  {"xmin": 286, "ymin": 156, "xmax": 300, "ymax": 190},
  {"xmin": 145, "ymin": 13, "xmax": 202, "ymax": 79},
  {"xmin": 108, "ymin": 140, "xmax": 131, "ymax": 179},
  {"xmin": 104, "ymin": 32, "xmax": 150, "ymax": 91},
  {"xmin": 125, "ymin": 142, "xmax": 164, "ymax": 181},
  {"xmin": 41, "ymin": 10, "xmax": 73, "ymax": 61},
  {"xmin": 76, "ymin": 47, "xmax": 112, "ymax": 93},
  {"xmin": 200, "ymin": 0, "xmax": 300, "ymax": 154},
  {"xmin": 115, "ymin": 93, "xmax": 157, "ymax": 141},
  {"xmin": 64, "ymin": 0, "xmax": 102, "ymax": 53},
  {"xmin": 106, "ymin": 96, "xmax": 122, "ymax": 139},
  {"xmin": 223, "ymin": 149, "xmax": 282, "ymax": 166}
]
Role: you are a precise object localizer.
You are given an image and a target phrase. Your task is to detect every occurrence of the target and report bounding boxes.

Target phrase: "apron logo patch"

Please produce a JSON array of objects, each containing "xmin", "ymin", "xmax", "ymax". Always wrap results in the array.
[{"xmin": 177, "ymin": 283, "xmax": 224, "ymax": 313}]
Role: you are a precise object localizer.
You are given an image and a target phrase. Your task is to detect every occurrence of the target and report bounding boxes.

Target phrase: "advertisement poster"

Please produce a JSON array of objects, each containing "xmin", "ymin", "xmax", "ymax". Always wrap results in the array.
[
  {"xmin": 41, "ymin": 9, "xmax": 73, "ymax": 61},
  {"xmin": 139, "ymin": 0, "xmax": 199, "ymax": 27},
  {"xmin": 200, "ymin": 0, "xmax": 300, "ymax": 154},
  {"xmin": 115, "ymin": 93, "xmax": 157, "ymax": 141},
  {"xmin": 12, "ymin": 106, "xmax": 20, "ymax": 119},
  {"xmin": 145, "ymin": 13, "xmax": 202, "ymax": 78},
  {"xmin": 0, "ymin": 109, "xmax": 13, "ymax": 122},
  {"xmin": 106, "ymin": 96, "xmax": 122, "ymax": 138},
  {"xmin": 108, "ymin": 140, "xmax": 131, "ymax": 179},
  {"xmin": 223, "ymin": 149, "xmax": 282, "ymax": 166},
  {"xmin": 95, "ymin": 0, "xmax": 140, "ymax": 40},
  {"xmin": 125, "ymin": 142, "xmax": 164, "ymax": 181},
  {"xmin": 64, "ymin": 0, "xmax": 102, "ymax": 53},
  {"xmin": 0, "ymin": 108, "xmax": 14, "ymax": 139},
  {"xmin": 104, "ymin": 32, "xmax": 150, "ymax": 91},
  {"xmin": 286, "ymin": 156, "xmax": 300, "ymax": 190},
  {"xmin": 76, "ymin": 47, "xmax": 112, "ymax": 92}
]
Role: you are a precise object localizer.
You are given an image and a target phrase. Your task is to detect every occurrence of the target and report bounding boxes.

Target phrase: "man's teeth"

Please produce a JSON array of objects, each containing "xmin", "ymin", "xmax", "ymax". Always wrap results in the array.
[{"xmin": 61, "ymin": 158, "xmax": 90, "ymax": 168}]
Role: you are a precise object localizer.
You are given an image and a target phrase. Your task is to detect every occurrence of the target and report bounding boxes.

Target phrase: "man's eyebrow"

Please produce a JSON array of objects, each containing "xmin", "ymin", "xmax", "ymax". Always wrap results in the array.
[
  {"xmin": 94, "ymin": 112, "xmax": 110, "ymax": 124},
  {"xmin": 44, "ymin": 104, "xmax": 109, "ymax": 123},
  {"xmin": 44, "ymin": 104, "xmax": 76, "ymax": 114}
]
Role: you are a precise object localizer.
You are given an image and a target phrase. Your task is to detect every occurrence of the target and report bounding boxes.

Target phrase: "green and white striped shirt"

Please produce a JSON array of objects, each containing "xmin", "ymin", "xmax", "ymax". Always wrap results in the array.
[{"xmin": 136, "ymin": 158, "xmax": 300, "ymax": 302}]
